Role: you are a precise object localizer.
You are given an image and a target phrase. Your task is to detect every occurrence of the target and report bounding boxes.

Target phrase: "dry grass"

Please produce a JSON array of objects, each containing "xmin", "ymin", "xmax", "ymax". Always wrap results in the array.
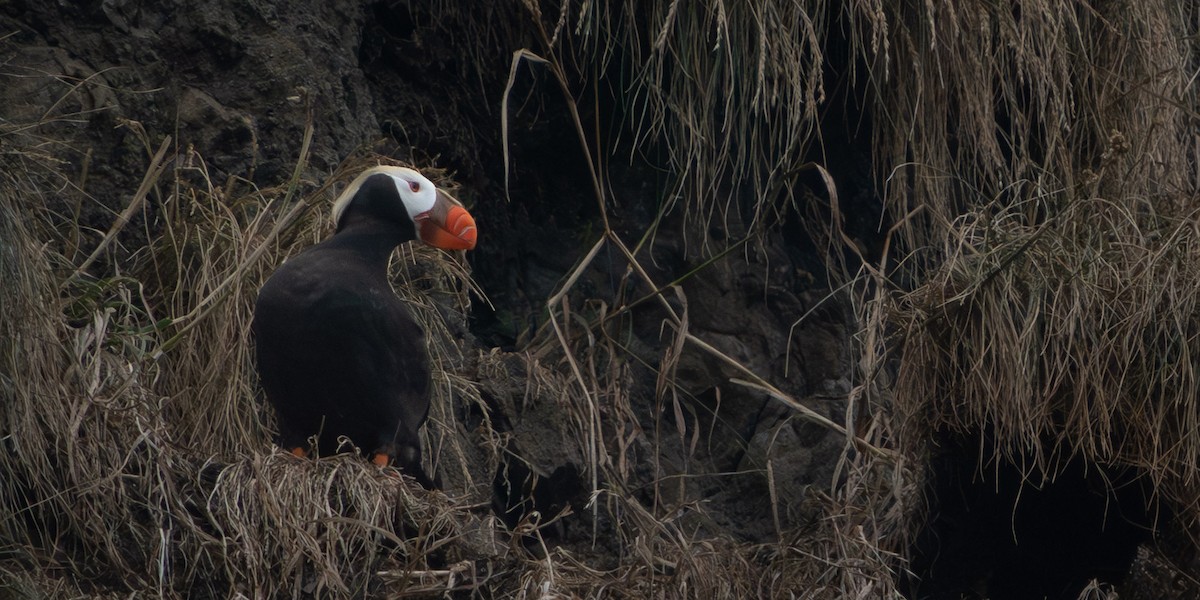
[
  {"xmin": 500, "ymin": 2, "xmax": 921, "ymax": 597},
  {"xmin": 873, "ymin": 1, "xmax": 1196, "ymax": 261},
  {"xmin": 4, "ymin": 0, "xmax": 1198, "ymax": 597},
  {"xmin": 510, "ymin": 0, "xmax": 1198, "ymax": 595},
  {"xmin": 882, "ymin": 0, "xmax": 1200, "ymax": 539},
  {"xmin": 549, "ymin": 0, "xmax": 832, "ymax": 244},
  {"xmin": 893, "ymin": 175, "xmax": 1200, "ymax": 528},
  {"xmin": 0, "ymin": 101, "xmax": 496, "ymax": 595}
]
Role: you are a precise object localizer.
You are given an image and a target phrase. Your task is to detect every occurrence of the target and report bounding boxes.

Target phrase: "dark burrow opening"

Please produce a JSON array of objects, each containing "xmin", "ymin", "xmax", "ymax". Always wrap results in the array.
[{"xmin": 905, "ymin": 430, "xmax": 1160, "ymax": 599}]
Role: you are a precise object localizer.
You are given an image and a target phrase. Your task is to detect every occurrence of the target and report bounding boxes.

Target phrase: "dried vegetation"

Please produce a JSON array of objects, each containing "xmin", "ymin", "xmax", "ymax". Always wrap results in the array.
[
  {"xmin": 3, "ymin": 0, "xmax": 1199, "ymax": 598},
  {"xmin": 885, "ymin": 0, "xmax": 1200, "ymax": 530}
]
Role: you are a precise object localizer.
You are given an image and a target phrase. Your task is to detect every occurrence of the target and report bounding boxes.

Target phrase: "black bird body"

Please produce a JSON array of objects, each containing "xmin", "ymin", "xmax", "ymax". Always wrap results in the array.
[
  {"xmin": 253, "ymin": 230, "xmax": 431, "ymax": 475},
  {"xmin": 252, "ymin": 167, "xmax": 477, "ymax": 488}
]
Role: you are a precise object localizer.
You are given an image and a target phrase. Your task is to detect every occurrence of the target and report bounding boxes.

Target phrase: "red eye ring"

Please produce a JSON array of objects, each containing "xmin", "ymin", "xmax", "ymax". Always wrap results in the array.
[{"xmin": 408, "ymin": 180, "xmax": 421, "ymax": 193}]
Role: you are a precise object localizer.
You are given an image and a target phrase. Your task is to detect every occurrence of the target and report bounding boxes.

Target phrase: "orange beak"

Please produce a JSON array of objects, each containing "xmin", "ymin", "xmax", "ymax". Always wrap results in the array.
[{"xmin": 417, "ymin": 191, "xmax": 477, "ymax": 250}]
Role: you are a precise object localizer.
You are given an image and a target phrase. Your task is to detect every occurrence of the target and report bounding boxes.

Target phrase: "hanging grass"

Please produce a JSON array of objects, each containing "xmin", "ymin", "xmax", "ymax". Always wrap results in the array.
[{"xmin": 3, "ymin": 1, "xmax": 1198, "ymax": 597}]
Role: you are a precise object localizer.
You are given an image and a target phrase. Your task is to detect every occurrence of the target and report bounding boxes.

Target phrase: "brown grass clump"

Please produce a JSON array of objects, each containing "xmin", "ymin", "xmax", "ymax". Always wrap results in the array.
[
  {"xmin": 0, "ymin": 100, "xmax": 493, "ymax": 595},
  {"xmin": 894, "ymin": 175, "xmax": 1200, "ymax": 525},
  {"xmin": 881, "ymin": 0, "xmax": 1200, "ymax": 535},
  {"xmin": 501, "ymin": 0, "xmax": 839, "ymax": 249},
  {"xmin": 517, "ymin": 0, "xmax": 1199, "ymax": 593},
  {"xmin": 4, "ymin": 0, "xmax": 1197, "ymax": 597},
  {"xmin": 492, "ymin": 3, "xmax": 915, "ymax": 597}
]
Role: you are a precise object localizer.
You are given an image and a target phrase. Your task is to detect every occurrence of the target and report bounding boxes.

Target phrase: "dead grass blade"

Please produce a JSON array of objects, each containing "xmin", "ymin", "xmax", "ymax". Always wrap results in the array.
[{"xmin": 67, "ymin": 135, "xmax": 172, "ymax": 282}]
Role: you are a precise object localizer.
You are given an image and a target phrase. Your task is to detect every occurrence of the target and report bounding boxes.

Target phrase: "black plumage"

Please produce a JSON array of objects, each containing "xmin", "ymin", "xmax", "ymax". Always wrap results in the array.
[{"xmin": 252, "ymin": 167, "xmax": 476, "ymax": 488}]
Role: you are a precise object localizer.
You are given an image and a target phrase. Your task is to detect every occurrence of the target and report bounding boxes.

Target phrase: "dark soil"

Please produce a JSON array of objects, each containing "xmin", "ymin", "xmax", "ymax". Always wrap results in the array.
[
  {"xmin": 906, "ymin": 431, "xmax": 1160, "ymax": 599},
  {"xmin": 2, "ymin": 1, "xmax": 1190, "ymax": 597},
  {"xmin": 1, "ymin": 0, "xmax": 851, "ymax": 554}
]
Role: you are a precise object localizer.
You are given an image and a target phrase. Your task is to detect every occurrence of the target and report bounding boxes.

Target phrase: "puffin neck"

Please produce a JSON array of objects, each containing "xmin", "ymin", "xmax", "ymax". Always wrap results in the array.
[{"xmin": 326, "ymin": 220, "xmax": 414, "ymax": 268}]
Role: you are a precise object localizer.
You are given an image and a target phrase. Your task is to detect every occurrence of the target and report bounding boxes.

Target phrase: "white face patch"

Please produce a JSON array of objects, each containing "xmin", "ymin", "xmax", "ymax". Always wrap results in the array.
[
  {"xmin": 388, "ymin": 173, "xmax": 436, "ymax": 220},
  {"xmin": 331, "ymin": 165, "xmax": 437, "ymax": 229}
]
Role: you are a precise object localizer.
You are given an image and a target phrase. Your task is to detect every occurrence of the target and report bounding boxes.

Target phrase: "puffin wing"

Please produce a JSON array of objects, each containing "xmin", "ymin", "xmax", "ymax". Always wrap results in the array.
[
  {"xmin": 311, "ymin": 285, "xmax": 432, "ymax": 445},
  {"xmin": 253, "ymin": 252, "xmax": 432, "ymax": 455}
]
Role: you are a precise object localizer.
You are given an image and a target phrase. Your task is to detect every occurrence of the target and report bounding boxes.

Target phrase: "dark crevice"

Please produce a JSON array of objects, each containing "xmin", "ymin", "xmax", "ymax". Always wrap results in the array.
[{"xmin": 906, "ymin": 430, "xmax": 1159, "ymax": 600}]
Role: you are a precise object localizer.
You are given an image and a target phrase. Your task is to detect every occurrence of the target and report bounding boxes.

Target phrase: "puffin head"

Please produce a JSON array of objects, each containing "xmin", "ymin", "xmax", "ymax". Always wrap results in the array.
[{"xmin": 331, "ymin": 166, "xmax": 477, "ymax": 250}]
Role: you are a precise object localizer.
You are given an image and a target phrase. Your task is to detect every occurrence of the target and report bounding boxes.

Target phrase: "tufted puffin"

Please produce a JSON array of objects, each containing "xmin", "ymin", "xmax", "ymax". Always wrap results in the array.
[{"xmin": 252, "ymin": 166, "xmax": 476, "ymax": 488}]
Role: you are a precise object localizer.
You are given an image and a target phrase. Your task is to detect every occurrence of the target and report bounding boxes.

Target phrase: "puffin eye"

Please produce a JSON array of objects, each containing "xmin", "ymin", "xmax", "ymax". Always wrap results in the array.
[{"xmin": 408, "ymin": 180, "xmax": 421, "ymax": 193}]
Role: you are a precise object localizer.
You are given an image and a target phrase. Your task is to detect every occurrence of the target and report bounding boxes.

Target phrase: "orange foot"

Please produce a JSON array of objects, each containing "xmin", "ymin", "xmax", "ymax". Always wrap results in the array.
[{"xmin": 290, "ymin": 447, "xmax": 308, "ymax": 458}]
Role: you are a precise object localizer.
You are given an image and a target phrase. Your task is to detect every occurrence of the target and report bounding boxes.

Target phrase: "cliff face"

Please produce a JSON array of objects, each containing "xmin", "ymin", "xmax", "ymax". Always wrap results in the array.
[
  {"xmin": 6, "ymin": 1, "xmax": 376, "ymax": 174},
  {"xmin": 0, "ymin": 1, "xmax": 858, "ymax": 592},
  {"xmin": 8, "ymin": 2, "xmax": 1192, "ymax": 598}
]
